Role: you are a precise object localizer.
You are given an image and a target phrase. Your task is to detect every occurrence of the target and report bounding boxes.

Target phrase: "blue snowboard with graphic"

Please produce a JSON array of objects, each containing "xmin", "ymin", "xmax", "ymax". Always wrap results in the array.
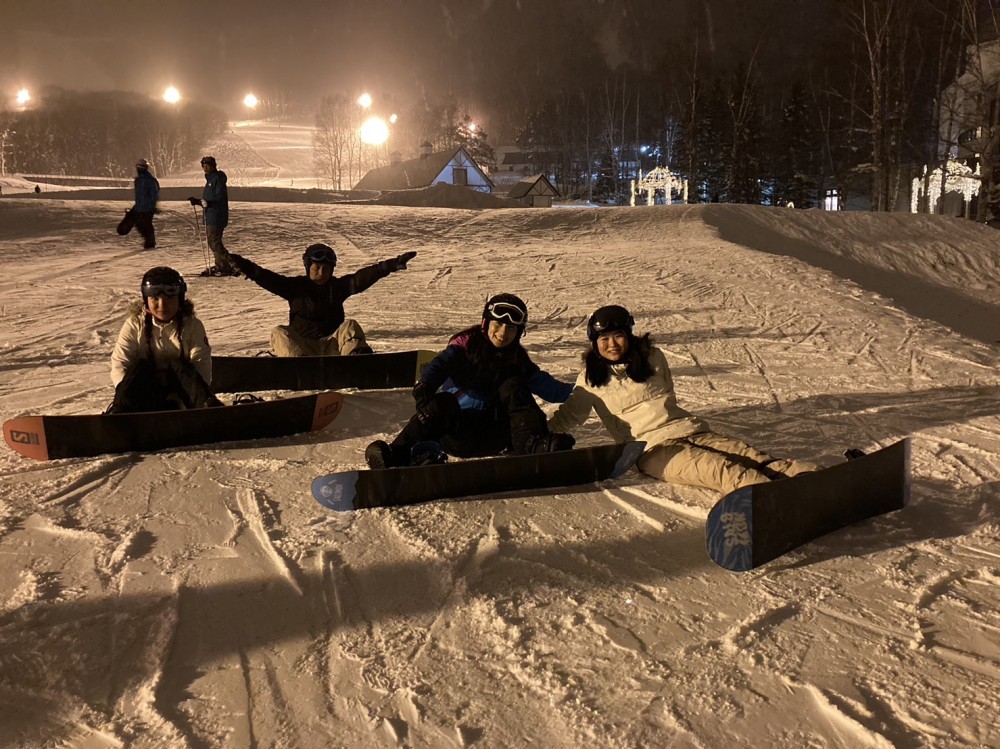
[
  {"xmin": 706, "ymin": 438, "xmax": 910, "ymax": 571},
  {"xmin": 312, "ymin": 441, "xmax": 646, "ymax": 511}
]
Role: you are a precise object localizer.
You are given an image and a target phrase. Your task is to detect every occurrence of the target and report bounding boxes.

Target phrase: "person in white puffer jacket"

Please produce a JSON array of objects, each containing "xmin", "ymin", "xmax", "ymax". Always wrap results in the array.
[
  {"xmin": 108, "ymin": 266, "xmax": 221, "ymax": 413},
  {"xmin": 548, "ymin": 304, "xmax": 821, "ymax": 495}
]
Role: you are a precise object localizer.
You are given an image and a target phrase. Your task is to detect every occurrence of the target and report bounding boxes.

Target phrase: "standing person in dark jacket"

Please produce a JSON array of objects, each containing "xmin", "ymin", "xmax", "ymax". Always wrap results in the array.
[
  {"xmin": 188, "ymin": 155, "xmax": 236, "ymax": 276},
  {"xmin": 365, "ymin": 293, "xmax": 576, "ymax": 469},
  {"xmin": 226, "ymin": 242, "xmax": 417, "ymax": 356},
  {"xmin": 132, "ymin": 158, "xmax": 159, "ymax": 249}
]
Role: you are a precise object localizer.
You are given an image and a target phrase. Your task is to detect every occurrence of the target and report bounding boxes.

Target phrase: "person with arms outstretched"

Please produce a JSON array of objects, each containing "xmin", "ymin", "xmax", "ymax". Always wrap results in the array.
[
  {"xmin": 548, "ymin": 304, "xmax": 821, "ymax": 494},
  {"xmin": 227, "ymin": 242, "xmax": 416, "ymax": 356},
  {"xmin": 365, "ymin": 293, "xmax": 576, "ymax": 469}
]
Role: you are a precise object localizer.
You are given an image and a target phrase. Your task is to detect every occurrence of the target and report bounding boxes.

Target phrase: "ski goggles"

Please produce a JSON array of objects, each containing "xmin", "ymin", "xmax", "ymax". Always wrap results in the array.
[
  {"xmin": 142, "ymin": 282, "xmax": 182, "ymax": 297},
  {"xmin": 486, "ymin": 301, "xmax": 527, "ymax": 326},
  {"xmin": 306, "ymin": 247, "xmax": 336, "ymax": 264}
]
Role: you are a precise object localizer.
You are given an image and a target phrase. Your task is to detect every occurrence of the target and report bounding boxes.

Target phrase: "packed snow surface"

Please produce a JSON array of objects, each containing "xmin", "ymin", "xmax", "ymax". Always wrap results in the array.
[{"xmin": 2, "ymin": 186, "xmax": 1000, "ymax": 747}]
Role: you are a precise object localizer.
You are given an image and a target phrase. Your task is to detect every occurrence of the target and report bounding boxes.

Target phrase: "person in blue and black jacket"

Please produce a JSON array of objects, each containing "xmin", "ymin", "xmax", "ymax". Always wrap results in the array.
[{"xmin": 365, "ymin": 293, "xmax": 575, "ymax": 469}]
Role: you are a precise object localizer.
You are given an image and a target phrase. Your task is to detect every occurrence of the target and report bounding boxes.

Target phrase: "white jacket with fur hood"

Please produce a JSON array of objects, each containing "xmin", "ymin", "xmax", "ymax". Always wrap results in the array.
[{"xmin": 110, "ymin": 300, "xmax": 212, "ymax": 386}]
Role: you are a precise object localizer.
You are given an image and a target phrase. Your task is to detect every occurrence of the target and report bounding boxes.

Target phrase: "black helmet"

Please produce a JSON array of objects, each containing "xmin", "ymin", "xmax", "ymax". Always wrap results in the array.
[
  {"xmin": 482, "ymin": 293, "xmax": 528, "ymax": 330},
  {"xmin": 200, "ymin": 155, "xmax": 216, "ymax": 167},
  {"xmin": 136, "ymin": 158, "xmax": 150, "ymax": 170},
  {"xmin": 141, "ymin": 266, "xmax": 187, "ymax": 301},
  {"xmin": 302, "ymin": 243, "xmax": 337, "ymax": 272},
  {"xmin": 587, "ymin": 305, "xmax": 634, "ymax": 341}
]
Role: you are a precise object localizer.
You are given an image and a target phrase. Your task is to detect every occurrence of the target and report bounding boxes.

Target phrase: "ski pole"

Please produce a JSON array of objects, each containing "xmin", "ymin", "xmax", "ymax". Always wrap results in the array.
[{"xmin": 192, "ymin": 203, "xmax": 210, "ymax": 272}]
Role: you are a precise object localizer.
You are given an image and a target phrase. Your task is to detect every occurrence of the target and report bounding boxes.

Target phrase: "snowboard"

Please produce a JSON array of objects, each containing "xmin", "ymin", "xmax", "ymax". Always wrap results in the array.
[
  {"xmin": 312, "ymin": 441, "xmax": 646, "ymax": 511},
  {"xmin": 3, "ymin": 391, "xmax": 344, "ymax": 461},
  {"xmin": 706, "ymin": 438, "xmax": 910, "ymax": 571},
  {"xmin": 116, "ymin": 208, "xmax": 136, "ymax": 235},
  {"xmin": 211, "ymin": 349, "xmax": 436, "ymax": 392}
]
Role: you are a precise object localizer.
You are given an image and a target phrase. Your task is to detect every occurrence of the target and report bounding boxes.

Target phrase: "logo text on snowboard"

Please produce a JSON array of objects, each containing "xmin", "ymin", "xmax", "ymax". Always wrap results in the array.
[
  {"xmin": 9, "ymin": 430, "xmax": 40, "ymax": 445},
  {"xmin": 719, "ymin": 511, "xmax": 751, "ymax": 548}
]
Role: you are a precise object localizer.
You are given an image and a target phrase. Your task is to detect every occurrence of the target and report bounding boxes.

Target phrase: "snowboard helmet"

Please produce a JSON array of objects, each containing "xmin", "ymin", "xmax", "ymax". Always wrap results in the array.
[
  {"xmin": 200, "ymin": 155, "xmax": 217, "ymax": 167},
  {"xmin": 482, "ymin": 293, "xmax": 528, "ymax": 339},
  {"xmin": 141, "ymin": 266, "xmax": 187, "ymax": 302},
  {"xmin": 587, "ymin": 305, "xmax": 634, "ymax": 342},
  {"xmin": 135, "ymin": 158, "xmax": 150, "ymax": 171},
  {"xmin": 302, "ymin": 243, "xmax": 337, "ymax": 273}
]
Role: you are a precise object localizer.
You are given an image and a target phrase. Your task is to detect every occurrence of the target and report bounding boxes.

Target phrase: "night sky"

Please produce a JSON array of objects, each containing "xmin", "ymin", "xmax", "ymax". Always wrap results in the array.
[{"xmin": 1, "ymin": 0, "xmax": 837, "ymax": 122}]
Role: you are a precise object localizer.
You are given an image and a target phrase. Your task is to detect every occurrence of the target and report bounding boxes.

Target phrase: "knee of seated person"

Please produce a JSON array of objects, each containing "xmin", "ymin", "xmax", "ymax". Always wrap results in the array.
[
  {"xmin": 497, "ymin": 376, "xmax": 530, "ymax": 400},
  {"xmin": 427, "ymin": 392, "xmax": 460, "ymax": 422}
]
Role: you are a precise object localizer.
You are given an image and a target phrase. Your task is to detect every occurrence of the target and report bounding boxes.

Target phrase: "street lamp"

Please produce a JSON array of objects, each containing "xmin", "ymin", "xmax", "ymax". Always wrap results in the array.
[
  {"xmin": 163, "ymin": 86, "xmax": 181, "ymax": 104},
  {"xmin": 243, "ymin": 93, "xmax": 258, "ymax": 110},
  {"xmin": 357, "ymin": 92, "xmax": 372, "ymax": 109},
  {"xmin": 359, "ymin": 116, "xmax": 389, "ymax": 146},
  {"xmin": 16, "ymin": 88, "xmax": 30, "ymax": 109}
]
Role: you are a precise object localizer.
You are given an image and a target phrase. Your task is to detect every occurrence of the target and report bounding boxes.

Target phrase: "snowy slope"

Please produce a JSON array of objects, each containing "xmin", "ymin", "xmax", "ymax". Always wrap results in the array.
[{"xmin": 1, "ymin": 195, "xmax": 999, "ymax": 748}]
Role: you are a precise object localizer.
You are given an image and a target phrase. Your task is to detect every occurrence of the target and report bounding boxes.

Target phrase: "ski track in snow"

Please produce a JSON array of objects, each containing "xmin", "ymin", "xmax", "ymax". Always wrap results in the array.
[{"xmin": 2, "ymin": 194, "xmax": 1000, "ymax": 747}]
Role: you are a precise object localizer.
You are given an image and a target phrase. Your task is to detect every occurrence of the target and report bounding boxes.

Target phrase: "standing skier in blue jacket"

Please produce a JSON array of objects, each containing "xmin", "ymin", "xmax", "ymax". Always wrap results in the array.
[
  {"xmin": 365, "ymin": 293, "xmax": 576, "ymax": 468},
  {"xmin": 188, "ymin": 155, "xmax": 237, "ymax": 276}
]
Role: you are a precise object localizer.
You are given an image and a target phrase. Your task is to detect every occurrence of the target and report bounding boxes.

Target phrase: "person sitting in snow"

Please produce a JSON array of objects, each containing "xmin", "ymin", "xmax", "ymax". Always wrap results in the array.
[
  {"xmin": 547, "ymin": 304, "xmax": 822, "ymax": 494},
  {"xmin": 225, "ymin": 243, "xmax": 416, "ymax": 357},
  {"xmin": 364, "ymin": 293, "xmax": 576, "ymax": 469},
  {"xmin": 108, "ymin": 266, "xmax": 223, "ymax": 413}
]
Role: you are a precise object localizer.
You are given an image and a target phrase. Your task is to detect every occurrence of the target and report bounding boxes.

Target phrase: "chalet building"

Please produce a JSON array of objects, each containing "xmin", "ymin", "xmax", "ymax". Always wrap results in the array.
[
  {"xmin": 355, "ymin": 143, "xmax": 494, "ymax": 193},
  {"xmin": 922, "ymin": 38, "xmax": 1000, "ymax": 218},
  {"xmin": 507, "ymin": 174, "xmax": 559, "ymax": 207}
]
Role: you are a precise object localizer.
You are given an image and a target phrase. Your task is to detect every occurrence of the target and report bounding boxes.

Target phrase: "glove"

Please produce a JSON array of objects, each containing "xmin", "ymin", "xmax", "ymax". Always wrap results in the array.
[
  {"xmin": 412, "ymin": 381, "xmax": 435, "ymax": 423},
  {"xmin": 393, "ymin": 251, "xmax": 417, "ymax": 270},
  {"xmin": 188, "ymin": 197, "xmax": 202, "ymax": 207}
]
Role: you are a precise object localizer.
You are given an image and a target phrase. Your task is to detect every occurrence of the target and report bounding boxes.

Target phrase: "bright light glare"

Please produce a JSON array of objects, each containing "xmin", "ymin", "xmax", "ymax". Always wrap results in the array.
[
  {"xmin": 357, "ymin": 92, "xmax": 372, "ymax": 108},
  {"xmin": 16, "ymin": 89, "xmax": 30, "ymax": 106},
  {"xmin": 243, "ymin": 93, "xmax": 258, "ymax": 108},
  {"xmin": 163, "ymin": 86, "xmax": 181, "ymax": 104},
  {"xmin": 389, "ymin": 113, "xmax": 398, "ymax": 124},
  {"xmin": 359, "ymin": 116, "xmax": 389, "ymax": 145},
  {"xmin": 468, "ymin": 122, "xmax": 477, "ymax": 132}
]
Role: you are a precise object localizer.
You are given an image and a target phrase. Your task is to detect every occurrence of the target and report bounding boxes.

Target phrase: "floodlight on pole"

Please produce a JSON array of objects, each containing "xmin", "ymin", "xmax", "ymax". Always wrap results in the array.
[
  {"xmin": 244, "ymin": 93, "xmax": 259, "ymax": 109},
  {"xmin": 357, "ymin": 92, "xmax": 372, "ymax": 109},
  {"xmin": 16, "ymin": 89, "xmax": 30, "ymax": 107},
  {"xmin": 163, "ymin": 86, "xmax": 181, "ymax": 104},
  {"xmin": 359, "ymin": 116, "xmax": 389, "ymax": 146}
]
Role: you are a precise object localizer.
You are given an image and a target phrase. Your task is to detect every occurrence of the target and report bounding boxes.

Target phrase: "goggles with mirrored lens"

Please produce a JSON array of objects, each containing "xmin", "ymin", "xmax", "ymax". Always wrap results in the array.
[
  {"xmin": 486, "ymin": 301, "xmax": 526, "ymax": 326},
  {"xmin": 143, "ymin": 282, "xmax": 182, "ymax": 297}
]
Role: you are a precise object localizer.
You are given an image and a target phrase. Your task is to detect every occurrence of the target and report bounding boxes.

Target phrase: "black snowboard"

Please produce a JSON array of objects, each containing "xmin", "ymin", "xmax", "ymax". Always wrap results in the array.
[
  {"xmin": 706, "ymin": 438, "xmax": 910, "ymax": 571},
  {"xmin": 312, "ymin": 441, "xmax": 646, "ymax": 510},
  {"xmin": 116, "ymin": 208, "xmax": 136, "ymax": 235},
  {"xmin": 3, "ymin": 391, "xmax": 343, "ymax": 461},
  {"xmin": 211, "ymin": 350, "xmax": 435, "ymax": 392}
]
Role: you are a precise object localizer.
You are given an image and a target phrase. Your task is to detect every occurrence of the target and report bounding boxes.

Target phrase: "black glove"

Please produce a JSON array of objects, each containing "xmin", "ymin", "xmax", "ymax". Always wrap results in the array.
[
  {"xmin": 412, "ymin": 381, "xmax": 435, "ymax": 423},
  {"xmin": 393, "ymin": 251, "xmax": 417, "ymax": 271},
  {"xmin": 188, "ymin": 197, "xmax": 201, "ymax": 206}
]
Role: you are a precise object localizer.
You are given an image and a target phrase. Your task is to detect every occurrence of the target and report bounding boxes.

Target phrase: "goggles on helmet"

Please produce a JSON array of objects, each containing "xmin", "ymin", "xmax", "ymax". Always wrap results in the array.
[
  {"xmin": 143, "ymin": 282, "xmax": 182, "ymax": 297},
  {"xmin": 306, "ymin": 246, "xmax": 336, "ymax": 264},
  {"xmin": 486, "ymin": 301, "xmax": 527, "ymax": 326}
]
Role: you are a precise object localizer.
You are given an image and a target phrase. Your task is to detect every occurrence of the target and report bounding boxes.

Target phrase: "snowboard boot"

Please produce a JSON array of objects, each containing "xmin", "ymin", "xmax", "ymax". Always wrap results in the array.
[
  {"xmin": 525, "ymin": 432, "xmax": 576, "ymax": 454},
  {"xmin": 365, "ymin": 440, "xmax": 413, "ymax": 469},
  {"xmin": 410, "ymin": 441, "xmax": 448, "ymax": 466}
]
